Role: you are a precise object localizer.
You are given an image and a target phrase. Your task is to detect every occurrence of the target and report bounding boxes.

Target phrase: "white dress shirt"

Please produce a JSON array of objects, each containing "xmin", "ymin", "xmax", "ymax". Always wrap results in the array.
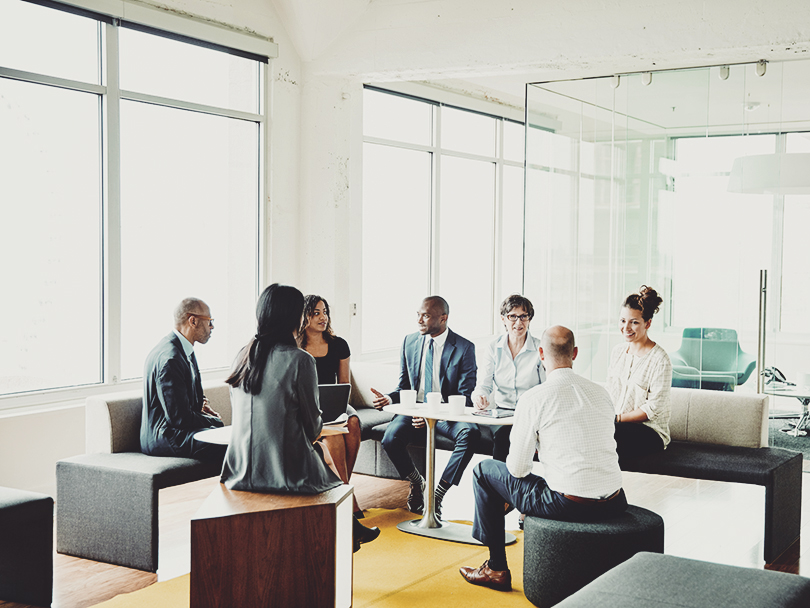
[
  {"xmin": 507, "ymin": 367, "xmax": 623, "ymax": 499},
  {"xmin": 417, "ymin": 329, "xmax": 448, "ymax": 402},
  {"xmin": 606, "ymin": 342, "xmax": 672, "ymax": 446},
  {"xmin": 472, "ymin": 331, "xmax": 545, "ymax": 409}
]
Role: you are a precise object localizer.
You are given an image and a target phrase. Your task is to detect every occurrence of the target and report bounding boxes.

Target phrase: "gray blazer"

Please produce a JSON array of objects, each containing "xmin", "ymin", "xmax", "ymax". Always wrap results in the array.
[{"xmin": 221, "ymin": 344, "xmax": 342, "ymax": 494}]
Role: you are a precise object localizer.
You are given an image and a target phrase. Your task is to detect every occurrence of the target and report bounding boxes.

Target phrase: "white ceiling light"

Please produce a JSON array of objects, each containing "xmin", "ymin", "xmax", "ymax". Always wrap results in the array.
[{"xmin": 728, "ymin": 153, "xmax": 810, "ymax": 194}]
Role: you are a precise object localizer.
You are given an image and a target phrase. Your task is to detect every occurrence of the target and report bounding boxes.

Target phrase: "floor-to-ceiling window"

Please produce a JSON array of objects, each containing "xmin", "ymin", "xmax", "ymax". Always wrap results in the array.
[
  {"xmin": 361, "ymin": 87, "xmax": 524, "ymax": 353},
  {"xmin": 0, "ymin": 0, "xmax": 267, "ymax": 402}
]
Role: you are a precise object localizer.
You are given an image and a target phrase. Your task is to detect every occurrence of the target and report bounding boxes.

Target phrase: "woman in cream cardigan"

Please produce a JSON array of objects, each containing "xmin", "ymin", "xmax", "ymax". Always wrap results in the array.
[{"xmin": 606, "ymin": 285, "xmax": 672, "ymax": 465}]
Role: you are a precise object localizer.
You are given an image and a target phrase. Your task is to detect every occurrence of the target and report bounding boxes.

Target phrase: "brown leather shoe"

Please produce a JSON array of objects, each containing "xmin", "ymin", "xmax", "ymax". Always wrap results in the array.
[{"xmin": 459, "ymin": 560, "xmax": 512, "ymax": 591}]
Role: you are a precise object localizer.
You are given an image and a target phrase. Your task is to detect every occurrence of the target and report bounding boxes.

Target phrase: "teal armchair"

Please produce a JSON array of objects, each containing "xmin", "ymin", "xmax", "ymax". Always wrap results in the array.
[{"xmin": 669, "ymin": 328, "xmax": 756, "ymax": 391}]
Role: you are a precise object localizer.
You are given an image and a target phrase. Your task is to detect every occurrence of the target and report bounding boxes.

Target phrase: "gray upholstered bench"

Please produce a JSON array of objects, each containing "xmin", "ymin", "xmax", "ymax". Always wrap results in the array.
[
  {"xmin": 523, "ymin": 506, "xmax": 665, "ymax": 608},
  {"xmin": 555, "ymin": 551, "xmax": 810, "ymax": 607},
  {"xmin": 0, "ymin": 486, "xmax": 53, "ymax": 607},
  {"xmin": 56, "ymin": 383, "xmax": 231, "ymax": 572},
  {"xmin": 620, "ymin": 387, "xmax": 802, "ymax": 563}
]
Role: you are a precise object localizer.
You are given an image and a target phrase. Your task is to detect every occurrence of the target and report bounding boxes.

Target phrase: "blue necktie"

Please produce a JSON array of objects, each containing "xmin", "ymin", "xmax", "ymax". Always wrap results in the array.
[{"xmin": 424, "ymin": 338, "xmax": 434, "ymax": 395}]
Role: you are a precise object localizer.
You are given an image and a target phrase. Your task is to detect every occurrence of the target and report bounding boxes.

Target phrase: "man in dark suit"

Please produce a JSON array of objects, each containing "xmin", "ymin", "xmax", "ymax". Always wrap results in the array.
[
  {"xmin": 140, "ymin": 297, "xmax": 225, "ymax": 461},
  {"xmin": 371, "ymin": 296, "xmax": 479, "ymax": 518}
]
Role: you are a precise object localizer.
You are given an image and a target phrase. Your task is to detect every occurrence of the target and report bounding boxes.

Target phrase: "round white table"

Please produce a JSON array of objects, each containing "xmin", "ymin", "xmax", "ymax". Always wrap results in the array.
[{"xmin": 383, "ymin": 403, "xmax": 517, "ymax": 545}]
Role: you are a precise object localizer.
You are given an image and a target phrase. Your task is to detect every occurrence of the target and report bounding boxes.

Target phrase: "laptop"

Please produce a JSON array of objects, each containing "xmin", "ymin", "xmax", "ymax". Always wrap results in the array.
[{"xmin": 318, "ymin": 383, "xmax": 352, "ymax": 424}]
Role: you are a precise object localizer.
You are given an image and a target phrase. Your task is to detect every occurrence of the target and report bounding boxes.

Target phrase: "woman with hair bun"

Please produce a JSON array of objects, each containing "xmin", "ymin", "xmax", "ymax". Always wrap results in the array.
[{"xmin": 606, "ymin": 285, "xmax": 672, "ymax": 465}]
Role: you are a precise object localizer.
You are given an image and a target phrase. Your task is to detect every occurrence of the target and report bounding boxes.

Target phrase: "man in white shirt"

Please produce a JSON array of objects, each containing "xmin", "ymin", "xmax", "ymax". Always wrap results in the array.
[
  {"xmin": 459, "ymin": 325, "xmax": 627, "ymax": 592},
  {"xmin": 370, "ymin": 296, "xmax": 478, "ymax": 518}
]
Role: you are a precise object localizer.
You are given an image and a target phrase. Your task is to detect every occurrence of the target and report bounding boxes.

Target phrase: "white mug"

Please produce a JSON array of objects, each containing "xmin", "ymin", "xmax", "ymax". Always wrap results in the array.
[
  {"xmin": 448, "ymin": 395, "xmax": 466, "ymax": 415},
  {"xmin": 798, "ymin": 372, "xmax": 810, "ymax": 388},
  {"xmin": 400, "ymin": 389, "xmax": 417, "ymax": 407},
  {"xmin": 426, "ymin": 392, "xmax": 442, "ymax": 413}
]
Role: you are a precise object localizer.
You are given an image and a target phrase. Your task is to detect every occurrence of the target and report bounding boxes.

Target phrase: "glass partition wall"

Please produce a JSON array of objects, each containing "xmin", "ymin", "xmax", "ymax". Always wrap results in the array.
[{"xmin": 525, "ymin": 61, "xmax": 810, "ymax": 432}]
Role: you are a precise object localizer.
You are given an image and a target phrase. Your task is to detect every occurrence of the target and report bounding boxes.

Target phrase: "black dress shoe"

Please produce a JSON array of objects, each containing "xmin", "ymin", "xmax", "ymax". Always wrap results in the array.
[
  {"xmin": 406, "ymin": 478, "xmax": 426, "ymax": 515},
  {"xmin": 353, "ymin": 516, "xmax": 381, "ymax": 545}
]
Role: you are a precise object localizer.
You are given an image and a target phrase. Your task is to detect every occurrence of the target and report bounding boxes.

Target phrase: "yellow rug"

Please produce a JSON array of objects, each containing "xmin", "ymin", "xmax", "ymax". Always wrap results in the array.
[{"xmin": 92, "ymin": 508, "xmax": 532, "ymax": 607}]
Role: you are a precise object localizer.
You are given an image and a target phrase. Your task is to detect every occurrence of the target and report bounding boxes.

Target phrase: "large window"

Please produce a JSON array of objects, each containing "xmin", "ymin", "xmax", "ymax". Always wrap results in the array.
[
  {"xmin": 0, "ymin": 0, "xmax": 266, "ymax": 399},
  {"xmin": 361, "ymin": 87, "xmax": 524, "ymax": 352}
]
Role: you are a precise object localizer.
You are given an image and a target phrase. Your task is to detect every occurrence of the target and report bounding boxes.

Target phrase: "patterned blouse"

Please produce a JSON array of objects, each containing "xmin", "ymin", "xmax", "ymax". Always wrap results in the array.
[{"xmin": 606, "ymin": 342, "xmax": 673, "ymax": 447}]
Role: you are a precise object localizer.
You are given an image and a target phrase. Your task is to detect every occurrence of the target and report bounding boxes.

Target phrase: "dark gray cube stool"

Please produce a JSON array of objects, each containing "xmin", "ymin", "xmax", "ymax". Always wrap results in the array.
[
  {"xmin": 523, "ymin": 505, "xmax": 664, "ymax": 608},
  {"xmin": 0, "ymin": 486, "xmax": 54, "ymax": 607},
  {"xmin": 555, "ymin": 552, "xmax": 810, "ymax": 607}
]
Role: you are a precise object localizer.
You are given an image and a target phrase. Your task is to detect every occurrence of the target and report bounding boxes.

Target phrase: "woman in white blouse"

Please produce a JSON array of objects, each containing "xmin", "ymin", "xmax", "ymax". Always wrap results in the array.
[
  {"xmin": 473, "ymin": 294, "xmax": 545, "ymax": 462},
  {"xmin": 606, "ymin": 285, "xmax": 672, "ymax": 465}
]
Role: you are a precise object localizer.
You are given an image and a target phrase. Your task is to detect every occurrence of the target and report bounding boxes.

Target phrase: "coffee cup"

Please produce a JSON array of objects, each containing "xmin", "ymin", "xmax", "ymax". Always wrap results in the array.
[
  {"xmin": 448, "ymin": 395, "xmax": 466, "ymax": 415},
  {"xmin": 426, "ymin": 392, "xmax": 442, "ymax": 413},
  {"xmin": 400, "ymin": 389, "xmax": 417, "ymax": 407},
  {"xmin": 798, "ymin": 372, "xmax": 810, "ymax": 388}
]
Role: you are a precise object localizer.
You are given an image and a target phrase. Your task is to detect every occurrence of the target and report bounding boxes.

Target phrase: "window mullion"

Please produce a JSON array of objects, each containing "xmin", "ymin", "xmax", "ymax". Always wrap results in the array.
[{"xmin": 103, "ymin": 20, "xmax": 122, "ymax": 384}]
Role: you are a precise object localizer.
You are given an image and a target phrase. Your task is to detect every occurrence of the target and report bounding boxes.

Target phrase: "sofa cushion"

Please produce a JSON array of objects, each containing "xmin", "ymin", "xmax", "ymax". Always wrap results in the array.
[
  {"xmin": 59, "ymin": 452, "xmax": 222, "ymax": 490},
  {"xmin": 85, "ymin": 382, "xmax": 232, "ymax": 454},
  {"xmin": 0, "ymin": 487, "xmax": 53, "ymax": 526},
  {"xmin": 556, "ymin": 552, "xmax": 810, "ymax": 608},
  {"xmin": 350, "ymin": 362, "xmax": 400, "ymax": 408},
  {"xmin": 622, "ymin": 442, "xmax": 800, "ymax": 486},
  {"xmin": 669, "ymin": 387, "xmax": 768, "ymax": 448}
]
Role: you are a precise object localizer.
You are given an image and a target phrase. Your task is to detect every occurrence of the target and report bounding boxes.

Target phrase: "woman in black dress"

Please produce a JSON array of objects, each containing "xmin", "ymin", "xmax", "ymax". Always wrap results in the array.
[{"xmin": 298, "ymin": 295, "xmax": 368, "ymax": 521}]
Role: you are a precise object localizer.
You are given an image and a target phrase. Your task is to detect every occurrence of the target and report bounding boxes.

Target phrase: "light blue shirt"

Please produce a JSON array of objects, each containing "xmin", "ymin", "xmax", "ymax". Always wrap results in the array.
[
  {"xmin": 173, "ymin": 329, "xmax": 195, "ymax": 361},
  {"xmin": 472, "ymin": 331, "xmax": 545, "ymax": 409}
]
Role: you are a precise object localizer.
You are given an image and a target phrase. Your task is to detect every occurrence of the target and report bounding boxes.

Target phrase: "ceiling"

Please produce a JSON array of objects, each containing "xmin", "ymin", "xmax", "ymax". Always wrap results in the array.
[{"xmin": 269, "ymin": 0, "xmax": 810, "ymax": 138}]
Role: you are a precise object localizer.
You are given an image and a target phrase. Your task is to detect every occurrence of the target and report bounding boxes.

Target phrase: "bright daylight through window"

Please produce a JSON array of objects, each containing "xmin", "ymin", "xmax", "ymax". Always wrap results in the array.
[
  {"xmin": 0, "ymin": 0, "xmax": 264, "ymax": 398},
  {"xmin": 361, "ymin": 87, "xmax": 525, "ymax": 353}
]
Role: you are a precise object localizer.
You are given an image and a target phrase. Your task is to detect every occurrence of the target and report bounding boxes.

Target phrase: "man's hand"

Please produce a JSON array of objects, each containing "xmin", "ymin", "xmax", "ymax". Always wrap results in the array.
[
  {"xmin": 473, "ymin": 394, "xmax": 490, "ymax": 410},
  {"xmin": 201, "ymin": 397, "xmax": 220, "ymax": 419},
  {"xmin": 412, "ymin": 416, "xmax": 426, "ymax": 429},
  {"xmin": 370, "ymin": 387, "xmax": 391, "ymax": 410}
]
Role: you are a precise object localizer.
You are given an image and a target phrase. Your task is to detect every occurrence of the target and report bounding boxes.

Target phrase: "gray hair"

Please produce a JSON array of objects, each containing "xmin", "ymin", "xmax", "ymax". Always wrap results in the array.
[{"xmin": 174, "ymin": 297, "xmax": 207, "ymax": 328}]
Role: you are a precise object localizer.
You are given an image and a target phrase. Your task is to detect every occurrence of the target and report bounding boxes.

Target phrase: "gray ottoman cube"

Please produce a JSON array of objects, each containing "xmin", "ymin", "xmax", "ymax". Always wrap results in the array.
[
  {"xmin": 0, "ymin": 486, "xmax": 53, "ymax": 607},
  {"xmin": 523, "ymin": 505, "xmax": 664, "ymax": 608},
  {"xmin": 556, "ymin": 552, "xmax": 810, "ymax": 607}
]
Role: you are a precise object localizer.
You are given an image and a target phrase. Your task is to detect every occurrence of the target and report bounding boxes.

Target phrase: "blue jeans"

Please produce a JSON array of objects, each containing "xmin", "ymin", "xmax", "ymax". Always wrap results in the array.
[
  {"xmin": 471, "ymin": 459, "xmax": 628, "ymax": 547},
  {"xmin": 381, "ymin": 415, "xmax": 480, "ymax": 486}
]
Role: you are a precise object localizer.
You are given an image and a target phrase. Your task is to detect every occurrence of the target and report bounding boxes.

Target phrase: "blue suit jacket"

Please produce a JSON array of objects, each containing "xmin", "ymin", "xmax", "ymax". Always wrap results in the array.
[{"xmin": 389, "ymin": 329, "xmax": 477, "ymax": 407}]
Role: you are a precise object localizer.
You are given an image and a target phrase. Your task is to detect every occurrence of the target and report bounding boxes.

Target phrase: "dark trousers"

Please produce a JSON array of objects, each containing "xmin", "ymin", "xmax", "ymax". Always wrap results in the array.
[
  {"xmin": 492, "ymin": 424, "xmax": 512, "ymax": 462},
  {"xmin": 190, "ymin": 437, "xmax": 228, "ymax": 463},
  {"xmin": 614, "ymin": 421, "xmax": 665, "ymax": 467},
  {"xmin": 471, "ymin": 459, "xmax": 628, "ymax": 547},
  {"xmin": 382, "ymin": 415, "xmax": 480, "ymax": 486}
]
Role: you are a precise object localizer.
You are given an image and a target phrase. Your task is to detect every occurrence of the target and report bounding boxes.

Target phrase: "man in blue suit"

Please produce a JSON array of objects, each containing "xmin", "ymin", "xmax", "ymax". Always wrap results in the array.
[{"xmin": 371, "ymin": 296, "xmax": 479, "ymax": 518}]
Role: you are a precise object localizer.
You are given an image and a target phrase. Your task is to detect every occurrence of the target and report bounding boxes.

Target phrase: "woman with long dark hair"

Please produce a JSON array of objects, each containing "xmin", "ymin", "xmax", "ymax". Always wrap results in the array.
[
  {"xmin": 606, "ymin": 285, "xmax": 672, "ymax": 465},
  {"xmin": 297, "ymin": 295, "xmax": 365, "ymax": 519},
  {"xmin": 221, "ymin": 284, "xmax": 379, "ymax": 548}
]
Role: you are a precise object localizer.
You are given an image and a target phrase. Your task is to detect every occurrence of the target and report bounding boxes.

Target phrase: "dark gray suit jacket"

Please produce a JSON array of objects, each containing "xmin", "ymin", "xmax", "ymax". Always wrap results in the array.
[{"xmin": 140, "ymin": 332, "xmax": 223, "ymax": 457}]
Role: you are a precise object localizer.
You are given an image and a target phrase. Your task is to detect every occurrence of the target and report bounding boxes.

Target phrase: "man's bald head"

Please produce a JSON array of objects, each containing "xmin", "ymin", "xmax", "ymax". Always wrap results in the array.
[{"xmin": 539, "ymin": 325, "xmax": 577, "ymax": 369}]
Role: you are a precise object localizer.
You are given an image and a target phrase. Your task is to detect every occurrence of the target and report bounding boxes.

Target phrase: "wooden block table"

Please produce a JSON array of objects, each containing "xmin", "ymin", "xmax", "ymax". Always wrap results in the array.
[{"xmin": 190, "ymin": 483, "xmax": 354, "ymax": 608}]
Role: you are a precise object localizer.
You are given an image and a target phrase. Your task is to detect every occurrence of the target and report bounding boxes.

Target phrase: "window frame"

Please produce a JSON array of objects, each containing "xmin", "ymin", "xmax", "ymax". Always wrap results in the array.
[
  {"xmin": 360, "ymin": 85, "xmax": 525, "ymax": 354},
  {"xmin": 0, "ymin": 0, "xmax": 272, "ymax": 410}
]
